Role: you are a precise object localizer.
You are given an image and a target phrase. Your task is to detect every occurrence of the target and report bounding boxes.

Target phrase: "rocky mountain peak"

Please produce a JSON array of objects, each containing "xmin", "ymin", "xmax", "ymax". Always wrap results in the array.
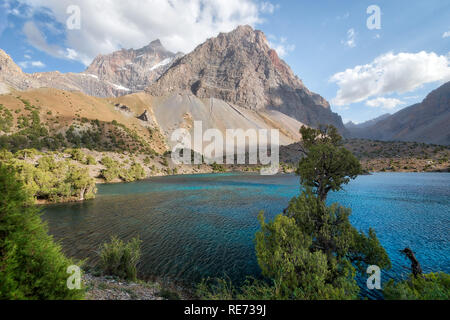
[
  {"xmin": 0, "ymin": 41, "xmax": 184, "ymax": 97},
  {"xmin": 82, "ymin": 40, "xmax": 182, "ymax": 92},
  {"xmin": 147, "ymin": 25, "xmax": 345, "ymax": 132},
  {"xmin": 148, "ymin": 39, "xmax": 163, "ymax": 47},
  {"xmin": 0, "ymin": 49, "xmax": 23, "ymax": 74}
]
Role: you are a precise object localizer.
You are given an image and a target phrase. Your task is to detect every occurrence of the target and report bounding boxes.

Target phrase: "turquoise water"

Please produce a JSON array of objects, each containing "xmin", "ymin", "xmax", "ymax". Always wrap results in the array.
[{"xmin": 42, "ymin": 172, "xmax": 449, "ymax": 294}]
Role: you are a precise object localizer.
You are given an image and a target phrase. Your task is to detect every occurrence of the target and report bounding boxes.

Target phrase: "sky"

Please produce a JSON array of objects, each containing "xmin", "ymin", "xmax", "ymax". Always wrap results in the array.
[{"xmin": 0, "ymin": 0, "xmax": 449, "ymax": 124}]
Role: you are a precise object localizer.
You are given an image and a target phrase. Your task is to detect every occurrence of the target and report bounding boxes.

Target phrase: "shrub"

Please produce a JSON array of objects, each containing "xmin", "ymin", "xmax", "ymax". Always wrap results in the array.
[
  {"xmin": 0, "ymin": 149, "xmax": 13, "ymax": 161},
  {"xmin": 8, "ymin": 157, "xmax": 96, "ymax": 203},
  {"xmin": 101, "ymin": 156, "xmax": 121, "ymax": 182},
  {"xmin": 85, "ymin": 155, "xmax": 97, "ymax": 165},
  {"xmin": 67, "ymin": 149, "xmax": 86, "ymax": 162},
  {"xmin": 384, "ymin": 273, "xmax": 450, "ymax": 300},
  {"xmin": 101, "ymin": 166, "xmax": 120, "ymax": 182},
  {"xmin": 0, "ymin": 164, "xmax": 84, "ymax": 299},
  {"xmin": 99, "ymin": 236, "xmax": 142, "ymax": 281},
  {"xmin": 197, "ymin": 277, "xmax": 275, "ymax": 300},
  {"xmin": 211, "ymin": 162, "xmax": 225, "ymax": 172},
  {"xmin": 0, "ymin": 105, "xmax": 13, "ymax": 133},
  {"xmin": 128, "ymin": 163, "xmax": 145, "ymax": 180}
]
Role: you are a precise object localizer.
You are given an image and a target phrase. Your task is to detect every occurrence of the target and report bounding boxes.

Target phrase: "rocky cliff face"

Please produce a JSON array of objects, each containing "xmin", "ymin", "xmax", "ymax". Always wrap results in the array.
[
  {"xmin": 0, "ymin": 41, "xmax": 182, "ymax": 97},
  {"xmin": 351, "ymin": 81, "xmax": 450, "ymax": 145},
  {"xmin": 147, "ymin": 25, "xmax": 346, "ymax": 132},
  {"xmin": 85, "ymin": 40, "xmax": 182, "ymax": 92}
]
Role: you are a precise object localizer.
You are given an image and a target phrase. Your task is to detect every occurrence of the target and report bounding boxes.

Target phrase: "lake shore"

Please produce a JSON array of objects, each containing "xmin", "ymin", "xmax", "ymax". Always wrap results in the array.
[{"xmin": 42, "ymin": 172, "xmax": 450, "ymax": 299}]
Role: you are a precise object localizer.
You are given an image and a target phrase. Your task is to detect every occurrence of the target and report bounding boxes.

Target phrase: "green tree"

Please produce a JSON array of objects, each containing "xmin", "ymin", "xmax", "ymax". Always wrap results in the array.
[
  {"xmin": 199, "ymin": 125, "xmax": 390, "ymax": 300},
  {"xmin": 0, "ymin": 163, "xmax": 84, "ymax": 299},
  {"xmin": 256, "ymin": 211, "xmax": 358, "ymax": 299},
  {"xmin": 66, "ymin": 166, "xmax": 97, "ymax": 201},
  {"xmin": 296, "ymin": 125, "xmax": 362, "ymax": 201},
  {"xmin": 384, "ymin": 272, "xmax": 450, "ymax": 300},
  {"xmin": 254, "ymin": 126, "xmax": 390, "ymax": 299}
]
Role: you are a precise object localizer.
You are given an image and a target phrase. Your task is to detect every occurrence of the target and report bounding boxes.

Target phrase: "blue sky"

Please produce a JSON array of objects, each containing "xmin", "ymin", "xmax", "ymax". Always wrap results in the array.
[{"xmin": 0, "ymin": 0, "xmax": 449, "ymax": 123}]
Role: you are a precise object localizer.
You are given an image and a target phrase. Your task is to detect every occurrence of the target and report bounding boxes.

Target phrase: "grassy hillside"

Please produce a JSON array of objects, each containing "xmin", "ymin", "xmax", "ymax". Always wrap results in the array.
[
  {"xmin": 280, "ymin": 139, "xmax": 450, "ymax": 173},
  {"xmin": 0, "ymin": 89, "xmax": 258, "ymax": 203}
]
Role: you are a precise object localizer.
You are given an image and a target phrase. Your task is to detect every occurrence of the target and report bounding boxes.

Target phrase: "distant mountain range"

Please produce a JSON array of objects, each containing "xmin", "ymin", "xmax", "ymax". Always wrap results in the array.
[
  {"xmin": 346, "ymin": 81, "xmax": 450, "ymax": 145},
  {"xmin": 1, "ymin": 25, "xmax": 448, "ymax": 147},
  {"xmin": 0, "ymin": 40, "xmax": 181, "ymax": 97},
  {"xmin": 346, "ymin": 113, "xmax": 392, "ymax": 131},
  {"xmin": 0, "ymin": 25, "xmax": 348, "ymax": 151}
]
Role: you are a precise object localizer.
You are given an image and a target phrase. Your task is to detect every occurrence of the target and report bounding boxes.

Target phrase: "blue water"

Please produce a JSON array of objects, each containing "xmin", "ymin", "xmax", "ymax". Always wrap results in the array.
[{"xmin": 42, "ymin": 172, "xmax": 449, "ymax": 295}]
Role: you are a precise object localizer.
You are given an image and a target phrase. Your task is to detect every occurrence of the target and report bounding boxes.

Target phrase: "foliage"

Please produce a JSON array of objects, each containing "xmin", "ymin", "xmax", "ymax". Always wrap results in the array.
[
  {"xmin": 3, "ymin": 156, "xmax": 97, "ymax": 203},
  {"xmin": 0, "ymin": 104, "xmax": 13, "ymax": 133},
  {"xmin": 101, "ymin": 157, "xmax": 146, "ymax": 183},
  {"xmin": 285, "ymin": 189, "xmax": 391, "ymax": 273},
  {"xmin": 66, "ymin": 148, "xmax": 86, "ymax": 162},
  {"xmin": 85, "ymin": 155, "xmax": 97, "ymax": 165},
  {"xmin": 100, "ymin": 156, "xmax": 121, "ymax": 182},
  {"xmin": 0, "ymin": 108, "xmax": 66, "ymax": 152},
  {"xmin": 296, "ymin": 125, "xmax": 362, "ymax": 201},
  {"xmin": 0, "ymin": 163, "xmax": 84, "ymax": 299},
  {"xmin": 0, "ymin": 149, "xmax": 13, "ymax": 161},
  {"xmin": 250, "ymin": 127, "xmax": 390, "ymax": 300},
  {"xmin": 99, "ymin": 236, "xmax": 142, "ymax": 281},
  {"xmin": 256, "ymin": 210, "xmax": 359, "ymax": 299},
  {"xmin": 15, "ymin": 148, "xmax": 41, "ymax": 160},
  {"xmin": 196, "ymin": 277, "xmax": 276, "ymax": 300},
  {"xmin": 125, "ymin": 163, "xmax": 145, "ymax": 182},
  {"xmin": 211, "ymin": 162, "xmax": 225, "ymax": 172},
  {"xmin": 384, "ymin": 273, "xmax": 450, "ymax": 300}
]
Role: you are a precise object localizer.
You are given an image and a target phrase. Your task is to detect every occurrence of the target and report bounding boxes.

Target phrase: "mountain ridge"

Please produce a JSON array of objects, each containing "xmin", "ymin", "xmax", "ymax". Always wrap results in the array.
[
  {"xmin": 146, "ymin": 25, "xmax": 347, "ymax": 133},
  {"xmin": 0, "ymin": 40, "xmax": 182, "ymax": 97},
  {"xmin": 348, "ymin": 81, "xmax": 450, "ymax": 145}
]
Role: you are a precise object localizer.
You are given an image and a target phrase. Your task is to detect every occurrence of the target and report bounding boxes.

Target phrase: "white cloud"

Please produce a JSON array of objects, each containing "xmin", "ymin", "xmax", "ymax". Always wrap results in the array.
[
  {"xmin": 23, "ymin": 21, "xmax": 60, "ymax": 56},
  {"xmin": 31, "ymin": 60, "xmax": 45, "ymax": 67},
  {"xmin": 342, "ymin": 28, "xmax": 356, "ymax": 48},
  {"xmin": 16, "ymin": 0, "xmax": 273, "ymax": 66},
  {"xmin": 18, "ymin": 60, "xmax": 46, "ymax": 69},
  {"xmin": 443, "ymin": 31, "xmax": 450, "ymax": 38},
  {"xmin": 260, "ymin": 2, "xmax": 278, "ymax": 14},
  {"xmin": 336, "ymin": 12, "xmax": 349, "ymax": 20},
  {"xmin": 365, "ymin": 97, "xmax": 404, "ymax": 110},
  {"xmin": 330, "ymin": 51, "xmax": 450, "ymax": 106},
  {"xmin": 268, "ymin": 36, "xmax": 295, "ymax": 58}
]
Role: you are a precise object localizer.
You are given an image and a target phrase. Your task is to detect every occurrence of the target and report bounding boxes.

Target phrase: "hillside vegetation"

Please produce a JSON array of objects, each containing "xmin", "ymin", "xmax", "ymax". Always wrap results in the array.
[{"xmin": 281, "ymin": 139, "xmax": 450, "ymax": 173}]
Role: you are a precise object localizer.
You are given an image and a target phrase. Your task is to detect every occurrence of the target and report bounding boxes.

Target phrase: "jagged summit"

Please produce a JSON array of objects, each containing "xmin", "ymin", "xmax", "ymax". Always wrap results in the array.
[
  {"xmin": 147, "ymin": 39, "xmax": 163, "ymax": 47},
  {"xmin": 84, "ymin": 40, "xmax": 182, "ymax": 92},
  {"xmin": 147, "ymin": 25, "xmax": 345, "ymax": 131}
]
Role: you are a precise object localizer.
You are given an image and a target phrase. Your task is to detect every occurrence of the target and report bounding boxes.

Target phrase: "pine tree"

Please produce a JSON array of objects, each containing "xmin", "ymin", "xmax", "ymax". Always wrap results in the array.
[
  {"xmin": 255, "ymin": 125, "xmax": 390, "ymax": 299},
  {"xmin": 0, "ymin": 163, "xmax": 84, "ymax": 299}
]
